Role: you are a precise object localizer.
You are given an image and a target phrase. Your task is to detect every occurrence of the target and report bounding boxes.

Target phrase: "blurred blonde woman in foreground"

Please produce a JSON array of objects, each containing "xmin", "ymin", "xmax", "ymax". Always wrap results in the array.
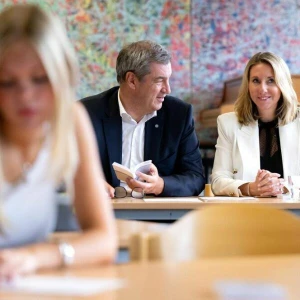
[
  {"xmin": 211, "ymin": 52, "xmax": 299, "ymax": 197},
  {"xmin": 0, "ymin": 4, "xmax": 117, "ymax": 279}
]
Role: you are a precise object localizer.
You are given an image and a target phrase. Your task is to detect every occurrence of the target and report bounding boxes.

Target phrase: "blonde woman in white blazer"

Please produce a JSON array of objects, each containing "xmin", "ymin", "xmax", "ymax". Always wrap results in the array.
[{"xmin": 211, "ymin": 52, "xmax": 300, "ymax": 197}]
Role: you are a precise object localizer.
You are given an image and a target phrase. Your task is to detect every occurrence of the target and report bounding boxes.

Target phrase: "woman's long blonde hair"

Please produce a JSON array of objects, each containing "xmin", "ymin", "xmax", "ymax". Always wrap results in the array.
[
  {"xmin": 235, "ymin": 52, "xmax": 299, "ymax": 126},
  {"xmin": 0, "ymin": 4, "xmax": 79, "ymax": 191}
]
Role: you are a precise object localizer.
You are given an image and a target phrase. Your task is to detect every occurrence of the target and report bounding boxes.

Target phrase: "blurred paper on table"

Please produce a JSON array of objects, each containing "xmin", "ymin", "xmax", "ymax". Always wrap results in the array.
[
  {"xmin": 144, "ymin": 197, "xmax": 201, "ymax": 202},
  {"xmin": 0, "ymin": 275, "xmax": 126, "ymax": 296},
  {"xmin": 214, "ymin": 280, "xmax": 287, "ymax": 300},
  {"xmin": 199, "ymin": 196, "xmax": 256, "ymax": 202}
]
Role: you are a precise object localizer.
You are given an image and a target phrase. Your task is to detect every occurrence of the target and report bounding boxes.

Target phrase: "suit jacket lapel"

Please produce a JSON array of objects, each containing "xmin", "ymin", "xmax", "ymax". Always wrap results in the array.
[
  {"xmin": 237, "ymin": 121, "xmax": 260, "ymax": 180},
  {"xmin": 103, "ymin": 91, "xmax": 122, "ymax": 179},
  {"xmin": 144, "ymin": 109, "xmax": 164, "ymax": 163},
  {"xmin": 280, "ymin": 118, "xmax": 300, "ymax": 177}
]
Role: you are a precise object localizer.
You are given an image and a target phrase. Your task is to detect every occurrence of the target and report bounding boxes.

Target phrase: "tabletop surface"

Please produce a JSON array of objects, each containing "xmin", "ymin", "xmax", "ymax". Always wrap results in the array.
[
  {"xmin": 1, "ymin": 254, "xmax": 300, "ymax": 299},
  {"xmin": 112, "ymin": 196, "xmax": 300, "ymax": 209}
]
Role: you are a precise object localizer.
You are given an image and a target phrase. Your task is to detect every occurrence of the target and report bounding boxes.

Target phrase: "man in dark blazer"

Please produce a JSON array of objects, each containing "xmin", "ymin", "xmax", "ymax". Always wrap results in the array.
[{"xmin": 81, "ymin": 40, "xmax": 205, "ymax": 197}]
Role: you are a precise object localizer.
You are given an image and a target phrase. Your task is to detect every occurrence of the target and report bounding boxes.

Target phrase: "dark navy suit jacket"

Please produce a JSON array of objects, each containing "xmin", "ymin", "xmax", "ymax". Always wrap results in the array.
[{"xmin": 81, "ymin": 86, "xmax": 205, "ymax": 196}]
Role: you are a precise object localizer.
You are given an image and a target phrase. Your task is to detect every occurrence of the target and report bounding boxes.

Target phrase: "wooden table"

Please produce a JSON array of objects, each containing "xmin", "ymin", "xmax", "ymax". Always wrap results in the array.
[
  {"xmin": 1, "ymin": 254, "xmax": 300, "ymax": 299},
  {"xmin": 112, "ymin": 196, "xmax": 300, "ymax": 220},
  {"xmin": 56, "ymin": 196, "xmax": 300, "ymax": 230}
]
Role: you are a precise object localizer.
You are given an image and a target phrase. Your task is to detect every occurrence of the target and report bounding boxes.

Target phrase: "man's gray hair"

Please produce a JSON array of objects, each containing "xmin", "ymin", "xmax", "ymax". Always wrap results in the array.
[{"xmin": 116, "ymin": 40, "xmax": 171, "ymax": 83}]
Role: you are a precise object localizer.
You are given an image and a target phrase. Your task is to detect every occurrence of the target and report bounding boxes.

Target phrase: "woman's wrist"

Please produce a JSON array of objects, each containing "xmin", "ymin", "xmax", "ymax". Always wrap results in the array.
[
  {"xmin": 248, "ymin": 182, "xmax": 254, "ymax": 196},
  {"xmin": 27, "ymin": 243, "xmax": 63, "ymax": 270},
  {"xmin": 57, "ymin": 241, "xmax": 75, "ymax": 267},
  {"xmin": 239, "ymin": 182, "xmax": 253, "ymax": 196}
]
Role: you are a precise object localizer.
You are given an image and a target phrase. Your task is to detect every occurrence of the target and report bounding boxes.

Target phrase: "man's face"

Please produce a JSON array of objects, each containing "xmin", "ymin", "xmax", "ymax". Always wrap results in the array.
[{"xmin": 135, "ymin": 62, "xmax": 172, "ymax": 114}]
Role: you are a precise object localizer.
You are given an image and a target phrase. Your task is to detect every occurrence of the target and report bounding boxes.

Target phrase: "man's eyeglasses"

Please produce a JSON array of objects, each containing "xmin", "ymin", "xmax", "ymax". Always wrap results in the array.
[{"xmin": 114, "ymin": 186, "xmax": 144, "ymax": 199}]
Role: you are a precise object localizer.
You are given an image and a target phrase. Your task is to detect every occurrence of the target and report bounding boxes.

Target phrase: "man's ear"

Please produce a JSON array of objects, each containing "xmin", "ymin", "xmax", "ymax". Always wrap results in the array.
[{"xmin": 125, "ymin": 71, "xmax": 137, "ymax": 89}]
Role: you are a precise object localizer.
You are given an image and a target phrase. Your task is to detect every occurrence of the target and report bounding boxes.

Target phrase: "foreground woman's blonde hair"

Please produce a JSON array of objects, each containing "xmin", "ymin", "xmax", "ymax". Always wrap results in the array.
[
  {"xmin": 0, "ymin": 4, "xmax": 79, "ymax": 191},
  {"xmin": 235, "ymin": 51, "xmax": 299, "ymax": 126}
]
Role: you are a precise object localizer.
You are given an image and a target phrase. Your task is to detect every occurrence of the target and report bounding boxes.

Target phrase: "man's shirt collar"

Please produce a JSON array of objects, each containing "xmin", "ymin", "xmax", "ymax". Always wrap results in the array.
[{"xmin": 118, "ymin": 89, "xmax": 156, "ymax": 124}]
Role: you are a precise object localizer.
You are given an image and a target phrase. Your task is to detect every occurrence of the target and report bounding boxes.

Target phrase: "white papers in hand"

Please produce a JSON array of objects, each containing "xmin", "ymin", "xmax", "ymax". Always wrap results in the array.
[
  {"xmin": 0, "ymin": 275, "xmax": 125, "ymax": 296},
  {"xmin": 112, "ymin": 160, "xmax": 152, "ymax": 181}
]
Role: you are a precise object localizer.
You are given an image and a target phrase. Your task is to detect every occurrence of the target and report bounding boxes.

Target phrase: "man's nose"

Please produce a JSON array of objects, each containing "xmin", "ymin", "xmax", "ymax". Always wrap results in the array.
[{"xmin": 163, "ymin": 81, "xmax": 171, "ymax": 94}]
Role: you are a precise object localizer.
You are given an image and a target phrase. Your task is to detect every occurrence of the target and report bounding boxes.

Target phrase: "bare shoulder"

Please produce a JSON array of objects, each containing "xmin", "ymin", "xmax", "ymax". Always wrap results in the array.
[
  {"xmin": 71, "ymin": 102, "xmax": 100, "ymax": 167},
  {"xmin": 70, "ymin": 102, "xmax": 98, "ymax": 153},
  {"xmin": 73, "ymin": 101, "xmax": 89, "ymax": 122},
  {"xmin": 72, "ymin": 101, "xmax": 93, "ymax": 133}
]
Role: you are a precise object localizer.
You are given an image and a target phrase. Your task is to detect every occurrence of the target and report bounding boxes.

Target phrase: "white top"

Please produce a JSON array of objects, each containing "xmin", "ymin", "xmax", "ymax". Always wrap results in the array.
[
  {"xmin": 0, "ymin": 141, "xmax": 57, "ymax": 248},
  {"xmin": 118, "ymin": 90, "xmax": 156, "ymax": 185}
]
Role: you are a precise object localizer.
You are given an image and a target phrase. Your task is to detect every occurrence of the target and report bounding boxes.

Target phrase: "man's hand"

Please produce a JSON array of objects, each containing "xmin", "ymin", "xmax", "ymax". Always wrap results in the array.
[{"xmin": 126, "ymin": 164, "xmax": 164, "ymax": 195}]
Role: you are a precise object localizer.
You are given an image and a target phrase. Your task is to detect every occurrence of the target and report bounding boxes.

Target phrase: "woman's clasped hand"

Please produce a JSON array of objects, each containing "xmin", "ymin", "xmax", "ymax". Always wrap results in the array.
[{"xmin": 249, "ymin": 169, "xmax": 284, "ymax": 197}]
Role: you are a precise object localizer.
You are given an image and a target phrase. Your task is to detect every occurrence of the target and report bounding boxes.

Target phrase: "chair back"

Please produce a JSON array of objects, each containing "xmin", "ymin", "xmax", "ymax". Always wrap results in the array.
[{"xmin": 130, "ymin": 204, "xmax": 300, "ymax": 261}]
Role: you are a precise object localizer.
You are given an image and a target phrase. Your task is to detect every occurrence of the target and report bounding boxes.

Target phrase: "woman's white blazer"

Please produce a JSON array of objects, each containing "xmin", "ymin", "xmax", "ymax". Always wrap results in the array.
[{"xmin": 211, "ymin": 112, "xmax": 300, "ymax": 196}]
